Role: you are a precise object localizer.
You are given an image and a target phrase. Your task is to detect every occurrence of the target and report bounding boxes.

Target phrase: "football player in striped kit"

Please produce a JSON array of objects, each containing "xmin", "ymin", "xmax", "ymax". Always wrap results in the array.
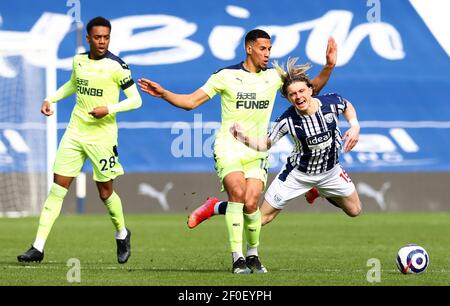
[{"xmin": 232, "ymin": 57, "xmax": 362, "ymax": 224}]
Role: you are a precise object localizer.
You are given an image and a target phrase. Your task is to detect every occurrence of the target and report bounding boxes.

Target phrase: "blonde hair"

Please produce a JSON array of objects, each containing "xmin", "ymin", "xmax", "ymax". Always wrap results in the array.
[{"xmin": 272, "ymin": 57, "xmax": 313, "ymax": 97}]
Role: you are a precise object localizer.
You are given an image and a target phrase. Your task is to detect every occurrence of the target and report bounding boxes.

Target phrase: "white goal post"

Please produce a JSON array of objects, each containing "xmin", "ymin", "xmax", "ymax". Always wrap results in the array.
[{"xmin": 0, "ymin": 43, "xmax": 57, "ymax": 217}]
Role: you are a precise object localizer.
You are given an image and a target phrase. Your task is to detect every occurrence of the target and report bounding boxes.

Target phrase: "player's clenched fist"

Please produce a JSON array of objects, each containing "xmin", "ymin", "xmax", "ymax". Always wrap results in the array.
[
  {"xmin": 89, "ymin": 106, "xmax": 109, "ymax": 119},
  {"xmin": 40, "ymin": 100, "xmax": 54, "ymax": 116}
]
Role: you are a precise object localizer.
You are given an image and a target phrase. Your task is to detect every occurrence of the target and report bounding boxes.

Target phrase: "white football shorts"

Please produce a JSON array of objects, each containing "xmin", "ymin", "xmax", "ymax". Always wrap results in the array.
[{"xmin": 265, "ymin": 164, "xmax": 355, "ymax": 210}]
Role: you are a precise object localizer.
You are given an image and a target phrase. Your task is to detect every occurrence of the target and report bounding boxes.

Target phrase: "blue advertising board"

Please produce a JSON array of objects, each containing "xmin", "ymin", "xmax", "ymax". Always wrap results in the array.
[{"xmin": 1, "ymin": 0, "xmax": 449, "ymax": 172}]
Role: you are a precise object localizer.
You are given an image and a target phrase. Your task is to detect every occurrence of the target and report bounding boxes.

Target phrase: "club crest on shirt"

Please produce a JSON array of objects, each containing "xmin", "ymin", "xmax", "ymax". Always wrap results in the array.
[
  {"xmin": 324, "ymin": 113, "xmax": 334, "ymax": 124},
  {"xmin": 274, "ymin": 193, "xmax": 282, "ymax": 203}
]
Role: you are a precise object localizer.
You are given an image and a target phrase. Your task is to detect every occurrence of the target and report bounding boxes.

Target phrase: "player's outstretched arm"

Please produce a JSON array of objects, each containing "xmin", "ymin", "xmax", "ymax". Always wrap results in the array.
[
  {"xmin": 230, "ymin": 123, "xmax": 272, "ymax": 152},
  {"xmin": 138, "ymin": 78, "xmax": 210, "ymax": 111},
  {"xmin": 342, "ymin": 101, "xmax": 360, "ymax": 153},
  {"xmin": 310, "ymin": 37, "xmax": 337, "ymax": 95}
]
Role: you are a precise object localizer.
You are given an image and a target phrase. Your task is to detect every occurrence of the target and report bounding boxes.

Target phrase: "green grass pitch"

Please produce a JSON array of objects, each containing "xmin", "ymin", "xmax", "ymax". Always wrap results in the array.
[{"xmin": 1, "ymin": 212, "xmax": 449, "ymax": 286}]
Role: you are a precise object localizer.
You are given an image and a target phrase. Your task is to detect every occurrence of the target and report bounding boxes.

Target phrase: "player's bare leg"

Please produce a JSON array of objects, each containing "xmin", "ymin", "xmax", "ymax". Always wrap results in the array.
[
  {"xmin": 327, "ymin": 191, "xmax": 362, "ymax": 217},
  {"xmin": 305, "ymin": 187, "xmax": 354, "ymax": 211},
  {"xmin": 260, "ymin": 200, "xmax": 281, "ymax": 226}
]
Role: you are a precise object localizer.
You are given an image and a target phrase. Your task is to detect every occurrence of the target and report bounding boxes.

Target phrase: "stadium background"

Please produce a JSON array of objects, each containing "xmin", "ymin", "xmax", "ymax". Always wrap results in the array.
[{"xmin": 1, "ymin": 0, "xmax": 449, "ymax": 214}]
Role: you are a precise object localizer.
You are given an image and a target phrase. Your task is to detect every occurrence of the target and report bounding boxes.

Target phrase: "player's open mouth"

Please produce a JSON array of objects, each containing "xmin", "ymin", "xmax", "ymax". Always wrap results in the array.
[{"xmin": 295, "ymin": 99, "xmax": 306, "ymax": 107}]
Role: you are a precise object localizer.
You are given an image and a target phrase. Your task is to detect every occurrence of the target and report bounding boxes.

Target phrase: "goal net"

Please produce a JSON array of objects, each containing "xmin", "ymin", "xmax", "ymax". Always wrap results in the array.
[{"xmin": 0, "ymin": 46, "xmax": 57, "ymax": 217}]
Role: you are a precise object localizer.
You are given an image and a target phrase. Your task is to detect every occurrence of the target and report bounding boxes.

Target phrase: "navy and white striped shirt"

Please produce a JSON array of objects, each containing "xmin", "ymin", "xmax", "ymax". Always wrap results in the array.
[{"xmin": 269, "ymin": 93, "xmax": 347, "ymax": 177}]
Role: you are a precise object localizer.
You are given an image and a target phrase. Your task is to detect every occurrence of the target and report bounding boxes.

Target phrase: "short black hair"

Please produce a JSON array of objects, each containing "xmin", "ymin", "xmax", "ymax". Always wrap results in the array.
[
  {"xmin": 86, "ymin": 16, "xmax": 111, "ymax": 34},
  {"xmin": 245, "ymin": 29, "xmax": 271, "ymax": 45}
]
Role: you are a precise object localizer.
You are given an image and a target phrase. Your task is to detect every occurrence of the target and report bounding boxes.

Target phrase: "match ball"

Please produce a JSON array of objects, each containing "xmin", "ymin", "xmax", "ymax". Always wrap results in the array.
[{"xmin": 396, "ymin": 244, "xmax": 429, "ymax": 274}]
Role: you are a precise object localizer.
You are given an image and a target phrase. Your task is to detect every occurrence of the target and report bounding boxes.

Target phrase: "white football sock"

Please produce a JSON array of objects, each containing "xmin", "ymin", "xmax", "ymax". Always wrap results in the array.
[
  {"xmin": 246, "ymin": 246, "xmax": 258, "ymax": 257},
  {"xmin": 115, "ymin": 227, "xmax": 128, "ymax": 240},
  {"xmin": 232, "ymin": 251, "xmax": 244, "ymax": 263},
  {"xmin": 33, "ymin": 238, "xmax": 45, "ymax": 252}
]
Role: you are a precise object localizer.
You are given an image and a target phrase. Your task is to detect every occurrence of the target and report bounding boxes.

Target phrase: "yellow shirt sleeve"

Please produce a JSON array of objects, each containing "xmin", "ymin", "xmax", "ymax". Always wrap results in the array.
[
  {"xmin": 45, "ymin": 59, "xmax": 76, "ymax": 103},
  {"xmin": 200, "ymin": 71, "xmax": 225, "ymax": 99}
]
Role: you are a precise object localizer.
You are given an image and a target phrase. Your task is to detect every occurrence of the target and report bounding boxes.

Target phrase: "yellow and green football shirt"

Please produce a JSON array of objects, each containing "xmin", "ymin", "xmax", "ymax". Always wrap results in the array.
[
  {"xmin": 46, "ymin": 51, "xmax": 140, "ymax": 145},
  {"xmin": 201, "ymin": 62, "xmax": 282, "ymax": 161}
]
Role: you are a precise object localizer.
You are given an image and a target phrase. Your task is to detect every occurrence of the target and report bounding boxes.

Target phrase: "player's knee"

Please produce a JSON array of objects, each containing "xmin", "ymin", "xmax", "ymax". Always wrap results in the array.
[
  {"xmin": 244, "ymin": 196, "xmax": 259, "ymax": 212},
  {"xmin": 244, "ymin": 202, "xmax": 259, "ymax": 214},
  {"xmin": 228, "ymin": 187, "xmax": 246, "ymax": 203},
  {"xmin": 347, "ymin": 203, "xmax": 362, "ymax": 217},
  {"xmin": 53, "ymin": 174, "xmax": 73, "ymax": 189},
  {"xmin": 98, "ymin": 189, "xmax": 113, "ymax": 201}
]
